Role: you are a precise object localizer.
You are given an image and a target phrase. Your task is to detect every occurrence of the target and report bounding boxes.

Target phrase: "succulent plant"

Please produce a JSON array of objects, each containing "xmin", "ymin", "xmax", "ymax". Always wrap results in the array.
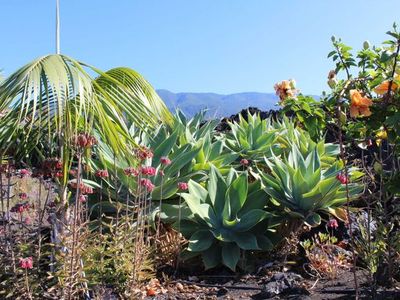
[
  {"xmin": 260, "ymin": 143, "xmax": 363, "ymax": 227},
  {"xmin": 160, "ymin": 166, "xmax": 275, "ymax": 271},
  {"xmin": 224, "ymin": 113, "xmax": 279, "ymax": 161}
]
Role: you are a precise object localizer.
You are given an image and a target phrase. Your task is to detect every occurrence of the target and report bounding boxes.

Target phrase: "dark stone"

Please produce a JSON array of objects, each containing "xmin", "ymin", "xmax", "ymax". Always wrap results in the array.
[
  {"xmin": 259, "ymin": 272, "xmax": 308, "ymax": 298},
  {"xmin": 216, "ymin": 287, "xmax": 229, "ymax": 296}
]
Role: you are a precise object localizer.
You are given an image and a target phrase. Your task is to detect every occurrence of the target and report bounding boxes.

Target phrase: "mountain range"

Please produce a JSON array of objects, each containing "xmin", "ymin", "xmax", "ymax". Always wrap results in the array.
[{"xmin": 156, "ymin": 89, "xmax": 280, "ymax": 118}]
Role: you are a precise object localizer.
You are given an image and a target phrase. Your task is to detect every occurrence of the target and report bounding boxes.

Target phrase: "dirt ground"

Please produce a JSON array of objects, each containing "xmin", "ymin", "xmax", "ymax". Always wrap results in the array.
[{"xmin": 137, "ymin": 269, "xmax": 400, "ymax": 300}]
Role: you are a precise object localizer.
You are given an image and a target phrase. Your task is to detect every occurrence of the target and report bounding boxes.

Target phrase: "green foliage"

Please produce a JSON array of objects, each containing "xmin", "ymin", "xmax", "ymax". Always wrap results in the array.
[
  {"xmin": 273, "ymin": 117, "xmax": 339, "ymax": 168},
  {"xmin": 261, "ymin": 143, "xmax": 362, "ymax": 226},
  {"xmin": 83, "ymin": 218, "xmax": 154, "ymax": 297},
  {"xmin": 161, "ymin": 166, "xmax": 274, "ymax": 271},
  {"xmin": 225, "ymin": 113, "xmax": 278, "ymax": 161},
  {"xmin": 279, "ymin": 95, "xmax": 326, "ymax": 141}
]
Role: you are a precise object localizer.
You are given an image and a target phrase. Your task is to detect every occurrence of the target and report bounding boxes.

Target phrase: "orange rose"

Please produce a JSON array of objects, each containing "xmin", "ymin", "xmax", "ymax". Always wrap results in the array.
[{"xmin": 349, "ymin": 89, "xmax": 372, "ymax": 118}]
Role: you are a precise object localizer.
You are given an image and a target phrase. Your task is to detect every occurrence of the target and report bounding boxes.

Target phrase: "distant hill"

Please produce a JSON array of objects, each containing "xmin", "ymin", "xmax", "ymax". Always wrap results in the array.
[{"xmin": 156, "ymin": 89, "xmax": 280, "ymax": 118}]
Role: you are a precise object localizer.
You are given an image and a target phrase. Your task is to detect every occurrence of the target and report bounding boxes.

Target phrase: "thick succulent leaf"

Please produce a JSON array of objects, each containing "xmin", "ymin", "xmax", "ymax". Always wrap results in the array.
[
  {"xmin": 238, "ymin": 189, "xmax": 267, "ymax": 215},
  {"xmin": 222, "ymin": 243, "xmax": 240, "ymax": 271},
  {"xmin": 181, "ymin": 192, "xmax": 218, "ymax": 227},
  {"xmin": 232, "ymin": 232, "xmax": 260, "ymax": 250},
  {"xmin": 227, "ymin": 171, "xmax": 248, "ymax": 216},
  {"xmin": 256, "ymin": 235, "xmax": 274, "ymax": 251},
  {"xmin": 188, "ymin": 230, "xmax": 214, "ymax": 252},
  {"xmin": 233, "ymin": 209, "xmax": 270, "ymax": 232},
  {"xmin": 172, "ymin": 219, "xmax": 202, "ymax": 238},
  {"xmin": 164, "ymin": 145, "xmax": 200, "ymax": 177},
  {"xmin": 151, "ymin": 128, "xmax": 179, "ymax": 165},
  {"xmin": 158, "ymin": 203, "xmax": 193, "ymax": 222},
  {"xmin": 208, "ymin": 164, "xmax": 227, "ymax": 216},
  {"xmin": 226, "ymin": 168, "xmax": 237, "ymax": 186},
  {"xmin": 202, "ymin": 243, "xmax": 221, "ymax": 270},
  {"xmin": 151, "ymin": 173, "xmax": 200, "ymax": 200},
  {"xmin": 188, "ymin": 180, "xmax": 208, "ymax": 203}
]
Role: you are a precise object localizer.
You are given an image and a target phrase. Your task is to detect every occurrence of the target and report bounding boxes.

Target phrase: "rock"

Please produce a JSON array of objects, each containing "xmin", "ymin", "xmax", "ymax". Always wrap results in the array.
[
  {"xmin": 188, "ymin": 275, "xmax": 199, "ymax": 282},
  {"xmin": 176, "ymin": 282, "xmax": 185, "ymax": 292},
  {"xmin": 261, "ymin": 272, "xmax": 308, "ymax": 298},
  {"xmin": 216, "ymin": 287, "xmax": 229, "ymax": 296}
]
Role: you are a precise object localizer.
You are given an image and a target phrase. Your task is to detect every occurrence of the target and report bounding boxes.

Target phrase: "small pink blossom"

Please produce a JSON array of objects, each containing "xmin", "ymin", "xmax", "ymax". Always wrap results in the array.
[
  {"xmin": 160, "ymin": 156, "xmax": 172, "ymax": 166},
  {"xmin": 81, "ymin": 185, "xmax": 94, "ymax": 195},
  {"xmin": 124, "ymin": 167, "xmax": 139, "ymax": 177},
  {"xmin": 140, "ymin": 178, "xmax": 155, "ymax": 192},
  {"xmin": 55, "ymin": 160, "xmax": 63, "ymax": 170},
  {"xmin": 95, "ymin": 169, "xmax": 109, "ymax": 178},
  {"xmin": 178, "ymin": 182, "xmax": 189, "ymax": 191},
  {"xmin": 79, "ymin": 195, "xmax": 87, "ymax": 203},
  {"xmin": 74, "ymin": 133, "xmax": 97, "ymax": 149},
  {"xmin": 158, "ymin": 170, "xmax": 165, "ymax": 177},
  {"xmin": 54, "ymin": 171, "xmax": 63, "ymax": 178},
  {"xmin": 135, "ymin": 147, "xmax": 154, "ymax": 160},
  {"xmin": 19, "ymin": 169, "xmax": 31, "ymax": 178},
  {"xmin": 327, "ymin": 218, "xmax": 339, "ymax": 229},
  {"xmin": 19, "ymin": 257, "xmax": 33, "ymax": 269},
  {"xmin": 140, "ymin": 166, "xmax": 157, "ymax": 176},
  {"xmin": 13, "ymin": 204, "xmax": 25, "ymax": 214},
  {"xmin": 336, "ymin": 173, "xmax": 349, "ymax": 184},
  {"xmin": 19, "ymin": 193, "xmax": 28, "ymax": 200},
  {"xmin": 240, "ymin": 159, "xmax": 249, "ymax": 166},
  {"xmin": 24, "ymin": 217, "xmax": 31, "ymax": 225}
]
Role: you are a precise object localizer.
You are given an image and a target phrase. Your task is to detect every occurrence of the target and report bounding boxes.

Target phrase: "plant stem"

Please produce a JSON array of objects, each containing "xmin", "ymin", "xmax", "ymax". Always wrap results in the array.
[
  {"xmin": 25, "ymin": 269, "xmax": 32, "ymax": 300},
  {"xmin": 68, "ymin": 151, "xmax": 82, "ymax": 300},
  {"xmin": 335, "ymin": 87, "xmax": 359, "ymax": 299}
]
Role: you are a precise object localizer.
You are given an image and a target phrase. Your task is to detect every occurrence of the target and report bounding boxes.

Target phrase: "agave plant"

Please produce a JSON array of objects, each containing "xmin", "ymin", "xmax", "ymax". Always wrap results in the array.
[
  {"xmin": 260, "ymin": 143, "xmax": 363, "ymax": 227},
  {"xmin": 160, "ymin": 166, "xmax": 275, "ymax": 271},
  {"xmin": 273, "ymin": 117, "xmax": 340, "ymax": 168},
  {"xmin": 224, "ymin": 113, "xmax": 278, "ymax": 161}
]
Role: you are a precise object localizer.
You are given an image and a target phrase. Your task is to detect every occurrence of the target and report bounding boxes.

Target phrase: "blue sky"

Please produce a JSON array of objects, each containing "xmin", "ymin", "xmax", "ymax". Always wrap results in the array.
[{"xmin": 1, "ymin": 0, "xmax": 399, "ymax": 95}]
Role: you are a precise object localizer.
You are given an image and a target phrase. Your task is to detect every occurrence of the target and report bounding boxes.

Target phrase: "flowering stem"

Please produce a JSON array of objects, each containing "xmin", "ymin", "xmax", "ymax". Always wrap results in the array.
[
  {"xmin": 68, "ymin": 150, "xmax": 82, "ymax": 300},
  {"xmin": 175, "ymin": 194, "xmax": 182, "ymax": 275},
  {"xmin": 25, "ymin": 268, "xmax": 32, "ymax": 300},
  {"xmin": 99, "ymin": 180, "xmax": 103, "ymax": 234},
  {"xmin": 113, "ymin": 154, "xmax": 120, "ymax": 228},
  {"xmin": 156, "ymin": 175, "xmax": 164, "ymax": 243}
]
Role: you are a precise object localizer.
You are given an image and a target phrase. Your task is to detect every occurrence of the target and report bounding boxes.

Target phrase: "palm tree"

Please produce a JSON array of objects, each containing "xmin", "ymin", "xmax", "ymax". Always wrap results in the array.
[{"xmin": 0, "ymin": 54, "xmax": 172, "ymax": 210}]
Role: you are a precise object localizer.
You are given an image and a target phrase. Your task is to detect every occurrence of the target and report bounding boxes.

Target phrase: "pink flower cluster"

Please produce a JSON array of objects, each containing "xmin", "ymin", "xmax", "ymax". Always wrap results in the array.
[
  {"xmin": 19, "ymin": 193, "xmax": 28, "ymax": 200},
  {"xmin": 141, "ymin": 166, "xmax": 157, "ymax": 176},
  {"xmin": 19, "ymin": 257, "xmax": 33, "ymax": 269},
  {"xmin": 327, "ymin": 218, "xmax": 339, "ymax": 229},
  {"xmin": 19, "ymin": 169, "xmax": 31, "ymax": 178},
  {"xmin": 336, "ymin": 173, "xmax": 349, "ymax": 184},
  {"xmin": 11, "ymin": 202, "xmax": 31, "ymax": 214},
  {"xmin": 69, "ymin": 182, "xmax": 94, "ymax": 195},
  {"xmin": 40, "ymin": 158, "xmax": 63, "ymax": 179},
  {"xmin": 240, "ymin": 159, "xmax": 249, "ymax": 166},
  {"xmin": 160, "ymin": 156, "xmax": 172, "ymax": 166},
  {"xmin": 95, "ymin": 169, "xmax": 109, "ymax": 178},
  {"xmin": 178, "ymin": 182, "xmax": 188, "ymax": 191},
  {"xmin": 135, "ymin": 146, "xmax": 153, "ymax": 161},
  {"xmin": 140, "ymin": 178, "xmax": 155, "ymax": 192},
  {"xmin": 74, "ymin": 133, "xmax": 97, "ymax": 149},
  {"xmin": 124, "ymin": 167, "xmax": 139, "ymax": 177}
]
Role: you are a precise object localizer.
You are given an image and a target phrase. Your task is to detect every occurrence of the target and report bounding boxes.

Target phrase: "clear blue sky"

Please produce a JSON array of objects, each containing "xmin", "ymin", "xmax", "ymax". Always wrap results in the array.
[{"xmin": 1, "ymin": 0, "xmax": 399, "ymax": 95}]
